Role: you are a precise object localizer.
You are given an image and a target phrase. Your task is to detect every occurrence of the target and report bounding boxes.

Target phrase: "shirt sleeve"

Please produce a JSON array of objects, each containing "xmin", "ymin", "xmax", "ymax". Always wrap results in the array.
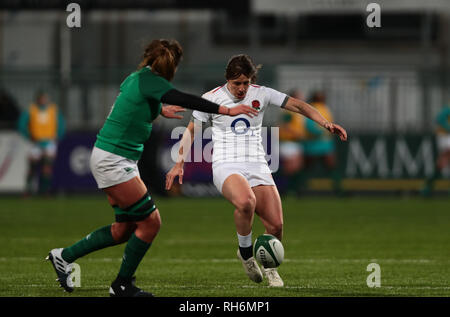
[
  {"xmin": 191, "ymin": 93, "xmax": 213, "ymax": 122},
  {"xmin": 17, "ymin": 110, "xmax": 30, "ymax": 139},
  {"xmin": 282, "ymin": 112, "xmax": 292, "ymax": 123},
  {"xmin": 436, "ymin": 107, "xmax": 450, "ymax": 132},
  {"xmin": 192, "ymin": 110, "xmax": 211, "ymax": 123},
  {"xmin": 57, "ymin": 111, "xmax": 66, "ymax": 140},
  {"xmin": 160, "ymin": 89, "xmax": 220, "ymax": 114},
  {"xmin": 306, "ymin": 118, "xmax": 323, "ymax": 136},
  {"xmin": 265, "ymin": 87, "xmax": 289, "ymax": 108},
  {"xmin": 139, "ymin": 71, "xmax": 174, "ymax": 101}
]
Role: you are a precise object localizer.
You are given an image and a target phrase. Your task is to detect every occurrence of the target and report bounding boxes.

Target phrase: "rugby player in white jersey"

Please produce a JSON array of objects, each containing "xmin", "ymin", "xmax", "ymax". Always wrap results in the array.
[{"xmin": 166, "ymin": 54, "xmax": 347, "ymax": 287}]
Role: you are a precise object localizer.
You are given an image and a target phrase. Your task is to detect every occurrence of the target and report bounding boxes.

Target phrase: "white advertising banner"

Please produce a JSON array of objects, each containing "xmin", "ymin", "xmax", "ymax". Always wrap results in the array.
[{"xmin": 0, "ymin": 132, "xmax": 31, "ymax": 192}]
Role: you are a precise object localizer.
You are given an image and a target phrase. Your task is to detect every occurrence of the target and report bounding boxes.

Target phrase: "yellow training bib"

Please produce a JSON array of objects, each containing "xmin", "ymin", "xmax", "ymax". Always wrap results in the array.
[{"xmin": 29, "ymin": 103, "xmax": 57, "ymax": 141}]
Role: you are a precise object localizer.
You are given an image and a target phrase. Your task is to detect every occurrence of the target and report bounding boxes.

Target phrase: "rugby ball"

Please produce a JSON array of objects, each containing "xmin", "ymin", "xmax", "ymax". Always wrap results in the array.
[{"xmin": 253, "ymin": 234, "xmax": 284, "ymax": 268}]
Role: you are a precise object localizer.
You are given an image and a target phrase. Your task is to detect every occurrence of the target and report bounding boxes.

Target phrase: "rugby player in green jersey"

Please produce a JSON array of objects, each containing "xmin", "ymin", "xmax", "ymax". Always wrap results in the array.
[{"xmin": 46, "ymin": 39, "xmax": 258, "ymax": 297}]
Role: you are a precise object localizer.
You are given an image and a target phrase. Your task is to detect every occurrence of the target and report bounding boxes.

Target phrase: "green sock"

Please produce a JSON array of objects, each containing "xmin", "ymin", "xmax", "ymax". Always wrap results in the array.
[
  {"xmin": 118, "ymin": 233, "xmax": 152, "ymax": 280},
  {"xmin": 39, "ymin": 174, "xmax": 51, "ymax": 194},
  {"xmin": 61, "ymin": 225, "xmax": 116, "ymax": 263},
  {"xmin": 26, "ymin": 162, "xmax": 38, "ymax": 194},
  {"xmin": 331, "ymin": 169, "xmax": 342, "ymax": 194},
  {"xmin": 423, "ymin": 168, "xmax": 440, "ymax": 191}
]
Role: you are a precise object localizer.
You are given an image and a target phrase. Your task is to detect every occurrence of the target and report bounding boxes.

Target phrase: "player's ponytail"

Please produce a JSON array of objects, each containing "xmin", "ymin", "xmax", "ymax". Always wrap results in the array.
[
  {"xmin": 225, "ymin": 54, "xmax": 262, "ymax": 84},
  {"xmin": 138, "ymin": 39, "xmax": 183, "ymax": 81}
]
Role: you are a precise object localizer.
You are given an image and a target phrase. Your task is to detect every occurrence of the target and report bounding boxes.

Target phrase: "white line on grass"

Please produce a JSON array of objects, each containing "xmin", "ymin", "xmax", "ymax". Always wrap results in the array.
[
  {"xmin": 0, "ymin": 257, "xmax": 445, "ymax": 264},
  {"xmin": 21, "ymin": 284, "xmax": 450, "ymax": 291}
]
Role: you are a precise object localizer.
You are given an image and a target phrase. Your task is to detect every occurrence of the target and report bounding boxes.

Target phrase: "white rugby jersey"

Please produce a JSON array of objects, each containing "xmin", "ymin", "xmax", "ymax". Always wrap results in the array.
[{"xmin": 192, "ymin": 84, "xmax": 288, "ymax": 166}]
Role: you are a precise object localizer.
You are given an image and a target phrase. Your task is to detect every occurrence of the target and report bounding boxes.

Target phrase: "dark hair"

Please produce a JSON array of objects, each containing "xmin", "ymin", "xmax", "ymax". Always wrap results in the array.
[
  {"xmin": 288, "ymin": 89, "xmax": 304, "ymax": 100},
  {"xmin": 225, "ymin": 54, "xmax": 261, "ymax": 83},
  {"xmin": 138, "ymin": 39, "xmax": 183, "ymax": 81},
  {"xmin": 35, "ymin": 90, "xmax": 48, "ymax": 101},
  {"xmin": 310, "ymin": 91, "xmax": 326, "ymax": 103}
]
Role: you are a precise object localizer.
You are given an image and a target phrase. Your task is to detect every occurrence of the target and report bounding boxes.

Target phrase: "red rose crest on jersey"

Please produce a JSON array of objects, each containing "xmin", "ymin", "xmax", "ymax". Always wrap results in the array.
[{"xmin": 252, "ymin": 100, "xmax": 261, "ymax": 110}]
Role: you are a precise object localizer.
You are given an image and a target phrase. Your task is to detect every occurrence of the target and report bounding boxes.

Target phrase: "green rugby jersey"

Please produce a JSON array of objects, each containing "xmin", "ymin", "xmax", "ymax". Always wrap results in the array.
[{"xmin": 95, "ymin": 67, "xmax": 173, "ymax": 160}]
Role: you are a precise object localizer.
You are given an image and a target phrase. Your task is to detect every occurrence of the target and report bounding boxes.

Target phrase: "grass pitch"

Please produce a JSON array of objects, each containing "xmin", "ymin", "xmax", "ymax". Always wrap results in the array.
[{"xmin": 0, "ymin": 195, "xmax": 449, "ymax": 297}]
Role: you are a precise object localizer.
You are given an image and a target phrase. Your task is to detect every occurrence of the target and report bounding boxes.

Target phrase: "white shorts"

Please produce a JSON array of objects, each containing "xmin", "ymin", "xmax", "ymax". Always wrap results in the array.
[
  {"xmin": 279, "ymin": 141, "xmax": 303, "ymax": 159},
  {"xmin": 90, "ymin": 146, "xmax": 140, "ymax": 189},
  {"xmin": 437, "ymin": 135, "xmax": 450, "ymax": 152},
  {"xmin": 212, "ymin": 162, "xmax": 275, "ymax": 193},
  {"xmin": 29, "ymin": 141, "xmax": 57, "ymax": 160}
]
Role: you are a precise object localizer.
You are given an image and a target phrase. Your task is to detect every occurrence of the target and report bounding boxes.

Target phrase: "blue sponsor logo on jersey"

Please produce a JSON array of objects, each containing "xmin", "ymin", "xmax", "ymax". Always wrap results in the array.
[{"xmin": 230, "ymin": 118, "xmax": 250, "ymax": 135}]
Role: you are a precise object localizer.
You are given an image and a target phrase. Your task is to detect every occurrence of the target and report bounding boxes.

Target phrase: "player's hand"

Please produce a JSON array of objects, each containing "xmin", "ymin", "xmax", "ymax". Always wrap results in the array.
[
  {"xmin": 220, "ymin": 105, "xmax": 259, "ymax": 118},
  {"xmin": 324, "ymin": 122, "xmax": 348, "ymax": 141},
  {"xmin": 161, "ymin": 105, "xmax": 186, "ymax": 119},
  {"xmin": 165, "ymin": 163, "xmax": 184, "ymax": 190},
  {"xmin": 231, "ymin": 104, "xmax": 259, "ymax": 117}
]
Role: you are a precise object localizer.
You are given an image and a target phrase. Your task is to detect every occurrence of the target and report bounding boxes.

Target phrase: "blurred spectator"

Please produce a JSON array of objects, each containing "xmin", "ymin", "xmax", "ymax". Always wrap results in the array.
[
  {"xmin": 302, "ymin": 91, "xmax": 342, "ymax": 195},
  {"xmin": 277, "ymin": 89, "xmax": 306, "ymax": 195},
  {"xmin": 17, "ymin": 91, "xmax": 66, "ymax": 196},
  {"xmin": 0, "ymin": 88, "xmax": 20, "ymax": 129},
  {"xmin": 421, "ymin": 104, "xmax": 450, "ymax": 196}
]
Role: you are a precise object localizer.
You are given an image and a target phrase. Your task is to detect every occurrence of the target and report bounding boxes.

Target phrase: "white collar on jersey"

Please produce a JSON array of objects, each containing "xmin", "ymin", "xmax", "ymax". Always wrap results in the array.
[{"xmin": 223, "ymin": 84, "xmax": 245, "ymax": 103}]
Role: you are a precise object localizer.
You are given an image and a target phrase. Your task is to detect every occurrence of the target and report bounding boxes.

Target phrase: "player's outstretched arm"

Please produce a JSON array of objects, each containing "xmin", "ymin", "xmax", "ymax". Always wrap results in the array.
[
  {"xmin": 283, "ymin": 96, "xmax": 348, "ymax": 141},
  {"xmin": 165, "ymin": 121, "xmax": 196, "ymax": 190},
  {"xmin": 161, "ymin": 89, "xmax": 258, "ymax": 117}
]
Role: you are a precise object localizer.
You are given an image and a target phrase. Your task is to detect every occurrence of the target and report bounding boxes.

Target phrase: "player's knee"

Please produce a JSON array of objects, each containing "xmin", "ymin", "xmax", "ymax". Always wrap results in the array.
[
  {"xmin": 235, "ymin": 194, "xmax": 256, "ymax": 213},
  {"xmin": 140, "ymin": 209, "xmax": 162, "ymax": 233},
  {"xmin": 111, "ymin": 223, "xmax": 135, "ymax": 244},
  {"xmin": 42, "ymin": 165, "xmax": 53, "ymax": 176},
  {"xmin": 135, "ymin": 211, "xmax": 161, "ymax": 243},
  {"xmin": 150, "ymin": 209, "xmax": 162, "ymax": 230}
]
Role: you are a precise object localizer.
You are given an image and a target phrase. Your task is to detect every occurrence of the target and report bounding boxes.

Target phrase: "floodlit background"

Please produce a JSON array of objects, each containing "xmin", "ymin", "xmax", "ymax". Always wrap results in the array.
[
  {"xmin": 0, "ymin": 0, "xmax": 449, "ymax": 196},
  {"xmin": 0, "ymin": 0, "xmax": 449, "ymax": 298}
]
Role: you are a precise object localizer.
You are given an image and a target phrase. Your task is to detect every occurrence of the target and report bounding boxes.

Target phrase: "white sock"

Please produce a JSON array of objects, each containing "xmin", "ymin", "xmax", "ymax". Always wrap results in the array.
[{"xmin": 237, "ymin": 232, "xmax": 252, "ymax": 248}]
